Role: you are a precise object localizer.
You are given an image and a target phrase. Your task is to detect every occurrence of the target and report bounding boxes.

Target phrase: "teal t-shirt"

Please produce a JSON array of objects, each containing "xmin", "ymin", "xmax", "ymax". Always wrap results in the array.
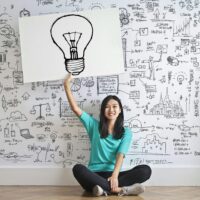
[{"xmin": 79, "ymin": 111, "xmax": 132, "ymax": 172}]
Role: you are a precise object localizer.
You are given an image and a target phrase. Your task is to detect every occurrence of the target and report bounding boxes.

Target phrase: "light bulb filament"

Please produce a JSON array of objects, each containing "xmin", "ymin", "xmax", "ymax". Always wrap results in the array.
[{"xmin": 63, "ymin": 32, "xmax": 82, "ymax": 60}]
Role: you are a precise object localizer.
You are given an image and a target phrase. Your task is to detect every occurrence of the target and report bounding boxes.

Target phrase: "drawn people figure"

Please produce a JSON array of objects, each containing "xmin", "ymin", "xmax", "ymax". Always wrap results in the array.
[
  {"xmin": 143, "ymin": 53, "xmax": 162, "ymax": 80},
  {"xmin": 64, "ymin": 73, "xmax": 152, "ymax": 196}
]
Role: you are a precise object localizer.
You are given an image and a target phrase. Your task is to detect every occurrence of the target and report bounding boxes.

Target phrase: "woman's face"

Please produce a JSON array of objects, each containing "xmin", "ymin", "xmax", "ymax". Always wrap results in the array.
[{"xmin": 104, "ymin": 99, "xmax": 121, "ymax": 121}]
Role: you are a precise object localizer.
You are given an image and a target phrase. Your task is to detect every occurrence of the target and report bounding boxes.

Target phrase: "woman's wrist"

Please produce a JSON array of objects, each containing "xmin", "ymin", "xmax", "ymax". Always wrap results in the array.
[
  {"xmin": 112, "ymin": 172, "xmax": 119, "ymax": 178},
  {"xmin": 64, "ymin": 81, "xmax": 70, "ymax": 89}
]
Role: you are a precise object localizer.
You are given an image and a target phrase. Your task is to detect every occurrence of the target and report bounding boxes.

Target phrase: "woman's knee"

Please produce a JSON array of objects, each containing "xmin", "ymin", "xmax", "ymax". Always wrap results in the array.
[
  {"xmin": 134, "ymin": 164, "xmax": 152, "ymax": 180},
  {"xmin": 142, "ymin": 165, "xmax": 152, "ymax": 180},
  {"xmin": 72, "ymin": 164, "xmax": 86, "ymax": 176}
]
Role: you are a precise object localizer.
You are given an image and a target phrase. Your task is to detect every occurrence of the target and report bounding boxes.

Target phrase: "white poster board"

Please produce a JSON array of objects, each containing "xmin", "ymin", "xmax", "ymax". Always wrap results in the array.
[{"xmin": 19, "ymin": 8, "xmax": 124, "ymax": 83}]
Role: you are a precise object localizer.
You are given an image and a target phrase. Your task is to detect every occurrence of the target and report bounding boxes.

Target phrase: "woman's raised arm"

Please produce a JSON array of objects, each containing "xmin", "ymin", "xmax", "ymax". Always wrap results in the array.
[{"xmin": 64, "ymin": 73, "xmax": 82, "ymax": 117}]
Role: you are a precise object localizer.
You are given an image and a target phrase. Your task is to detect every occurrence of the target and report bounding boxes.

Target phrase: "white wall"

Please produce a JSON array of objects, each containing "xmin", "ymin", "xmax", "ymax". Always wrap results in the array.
[
  {"xmin": 1, "ymin": 168, "xmax": 200, "ymax": 186},
  {"xmin": 0, "ymin": 0, "xmax": 200, "ymax": 185}
]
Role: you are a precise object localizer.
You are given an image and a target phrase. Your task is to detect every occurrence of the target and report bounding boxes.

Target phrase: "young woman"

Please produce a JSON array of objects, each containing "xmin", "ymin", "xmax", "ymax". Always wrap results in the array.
[{"xmin": 64, "ymin": 74, "xmax": 152, "ymax": 196}]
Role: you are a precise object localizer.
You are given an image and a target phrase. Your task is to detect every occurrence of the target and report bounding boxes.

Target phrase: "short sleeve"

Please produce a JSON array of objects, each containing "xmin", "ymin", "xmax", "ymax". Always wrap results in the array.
[
  {"xmin": 117, "ymin": 128, "xmax": 132, "ymax": 156},
  {"xmin": 79, "ymin": 111, "xmax": 97, "ymax": 139}
]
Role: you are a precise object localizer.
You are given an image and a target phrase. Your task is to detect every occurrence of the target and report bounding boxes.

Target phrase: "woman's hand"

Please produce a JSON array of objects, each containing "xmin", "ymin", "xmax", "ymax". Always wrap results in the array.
[
  {"xmin": 107, "ymin": 175, "xmax": 119, "ymax": 193},
  {"xmin": 108, "ymin": 153, "xmax": 124, "ymax": 193}
]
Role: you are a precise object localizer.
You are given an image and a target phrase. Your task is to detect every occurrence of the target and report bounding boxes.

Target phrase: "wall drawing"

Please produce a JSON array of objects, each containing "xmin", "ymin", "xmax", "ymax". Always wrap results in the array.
[
  {"xmin": 50, "ymin": 14, "xmax": 93, "ymax": 75},
  {"xmin": 0, "ymin": 0, "xmax": 200, "ymax": 169}
]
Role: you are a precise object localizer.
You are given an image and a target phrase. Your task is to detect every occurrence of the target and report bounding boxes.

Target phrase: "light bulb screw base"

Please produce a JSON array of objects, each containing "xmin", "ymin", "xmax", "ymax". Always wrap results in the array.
[{"xmin": 65, "ymin": 58, "xmax": 85, "ymax": 75}]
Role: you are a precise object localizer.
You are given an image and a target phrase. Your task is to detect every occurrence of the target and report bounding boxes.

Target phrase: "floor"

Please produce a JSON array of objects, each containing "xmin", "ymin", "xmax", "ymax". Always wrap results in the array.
[{"xmin": 0, "ymin": 186, "xmax": 200, "ymax": 200}]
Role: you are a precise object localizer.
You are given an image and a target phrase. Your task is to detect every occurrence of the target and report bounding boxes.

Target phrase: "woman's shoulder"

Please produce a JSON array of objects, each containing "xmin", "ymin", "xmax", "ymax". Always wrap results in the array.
[{"xmin": 80, "ymin": 111, "xmax": 99, "ymax": 123}]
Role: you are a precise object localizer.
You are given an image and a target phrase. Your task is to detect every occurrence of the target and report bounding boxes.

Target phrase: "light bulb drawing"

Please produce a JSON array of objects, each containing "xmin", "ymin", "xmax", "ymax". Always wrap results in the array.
[
  {"xmin": 50, "ymin": 132, "xmax": 57, "ymax": 143},
  {"xmin": 50, "ymin": 14, "xmax": 93, "ymax": 75},
  {"xmin": 177, "ymin": 74, "xmax": 184, "ymax": 85}
]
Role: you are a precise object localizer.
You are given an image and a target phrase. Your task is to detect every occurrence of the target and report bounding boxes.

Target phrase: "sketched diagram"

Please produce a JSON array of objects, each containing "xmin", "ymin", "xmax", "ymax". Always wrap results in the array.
[
  {"xmin": 131, "ymin": 133, "xmax": 168, "ymax": 155},
  {"xmin": 124, "ymin": 117, "xmax": 142, "ymax": 133},
  {"xmin": 173, "ymin": 17, "xmax": 192, "ymax": 37},
  {"xmin": 2, "ymin": 151, "xmax": 32, "ymax": 162},
  {"xmin": 145, "ymin": 88, "xmax": 184, "ymax": 119},
  {"xmin": 50, "ymin": 14, "xmax": 93, "ymax": 75},
  {"xmin": 58, "ymin": 97, "xmax": 84, "ymax": 118},
  {"xmin": 119, "ymin": 8, "xmax": 130, "ymax": 27}
]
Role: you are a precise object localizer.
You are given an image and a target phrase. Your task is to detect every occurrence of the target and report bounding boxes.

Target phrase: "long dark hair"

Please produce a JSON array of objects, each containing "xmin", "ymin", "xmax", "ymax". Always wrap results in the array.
[{"xmin": 99, "ymin": 95, "xmax": 125, "ymax": 139}]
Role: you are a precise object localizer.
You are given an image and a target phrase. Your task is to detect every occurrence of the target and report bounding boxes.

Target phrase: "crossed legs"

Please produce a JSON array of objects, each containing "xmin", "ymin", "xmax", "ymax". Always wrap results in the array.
[{"xmin": 72, "ymin": 164, "xmax": 152, "ymax": 193}]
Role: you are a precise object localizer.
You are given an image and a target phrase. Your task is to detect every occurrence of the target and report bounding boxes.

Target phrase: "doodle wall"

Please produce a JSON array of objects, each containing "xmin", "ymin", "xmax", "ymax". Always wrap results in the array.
[{"xmin": 0, "ymin": 0, "xmax": 200, "ymax": 169}]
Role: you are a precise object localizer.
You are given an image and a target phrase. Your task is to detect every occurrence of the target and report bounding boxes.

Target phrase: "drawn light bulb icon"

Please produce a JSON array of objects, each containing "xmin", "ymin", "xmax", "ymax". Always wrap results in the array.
[
  {"xmin": 50, "ymin": 14, "xmax": 93, "ymax": 75},
  {"xmin": 50, "ymin": 132, "xmax": 57, "ymax": 143},
  {"xmin": 177, "ymin": 75, "xmax": 184, "ymax": 85}
]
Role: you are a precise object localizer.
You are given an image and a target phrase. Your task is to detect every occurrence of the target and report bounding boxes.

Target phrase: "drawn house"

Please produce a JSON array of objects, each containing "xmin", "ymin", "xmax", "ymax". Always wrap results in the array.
[{"xmin": 149, "ymin": 88, "xmax": 184, "ymax": 118}]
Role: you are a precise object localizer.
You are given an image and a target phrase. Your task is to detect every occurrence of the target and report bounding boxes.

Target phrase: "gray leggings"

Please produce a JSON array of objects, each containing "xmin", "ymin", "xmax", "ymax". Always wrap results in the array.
[{"xmin": 72, "ymin": 164, "xmax": 152, "ymax": 193}]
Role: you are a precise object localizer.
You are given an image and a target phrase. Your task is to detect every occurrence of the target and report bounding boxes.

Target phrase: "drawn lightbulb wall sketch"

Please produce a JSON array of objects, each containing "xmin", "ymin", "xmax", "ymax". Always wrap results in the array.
[{"xmin": 50, "ymin": 14, "xmax": 93, "ymax": 75}]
